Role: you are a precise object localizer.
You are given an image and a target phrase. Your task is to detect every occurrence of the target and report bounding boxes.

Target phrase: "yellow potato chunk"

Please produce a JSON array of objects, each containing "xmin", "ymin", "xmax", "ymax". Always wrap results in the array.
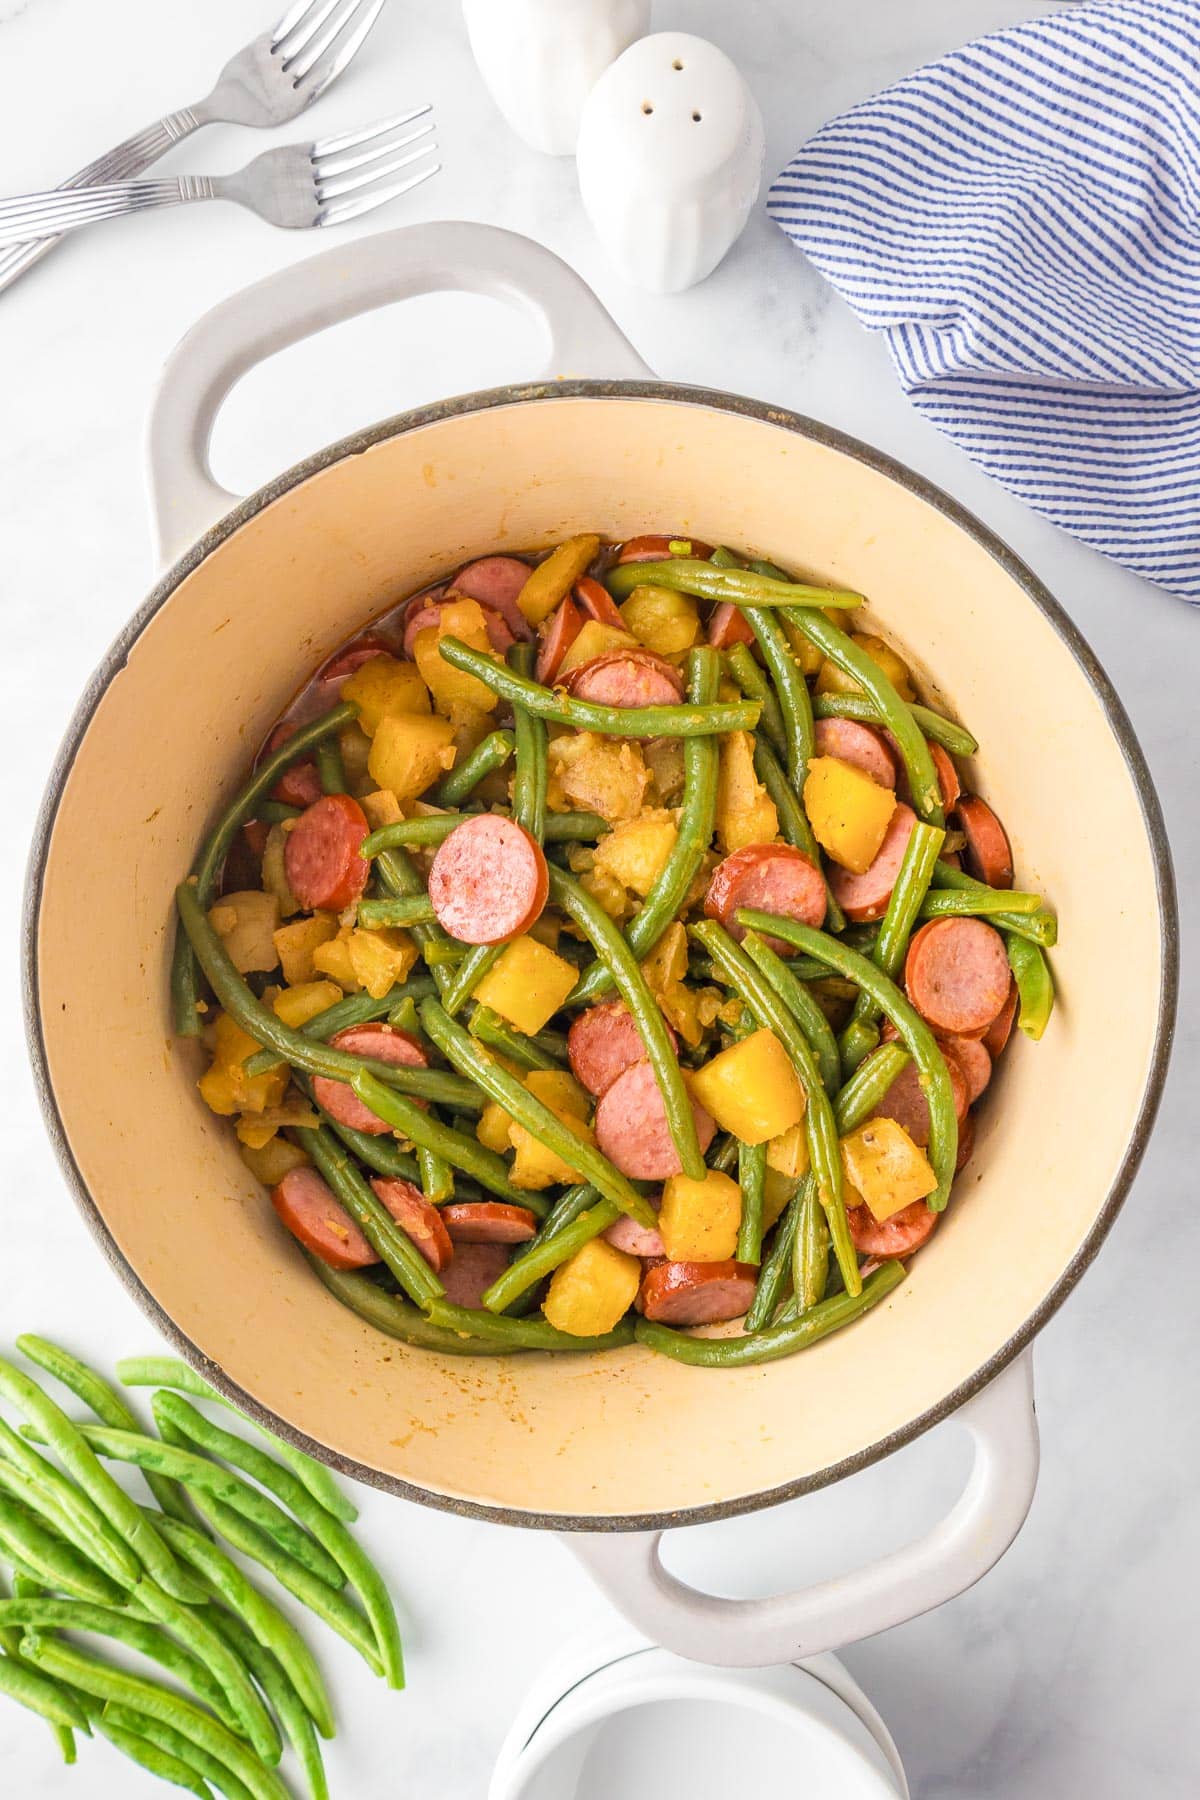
[
  {"xmin": 414, "ymin": 597, "xmax": 501, "ymax": 715},
  {"xmin": 341, "ymin": 654, "xmax": 430, "ymax": 734},
  {"xmin": 198, "ymin": 1015, "xmax": 286, "ymax": 1118},
  {"xmin": 260, "ymin": 826, "xmax": 301, "ymax": 919},
  {"xmin": 591, "ymin": 811, "xmax": 678, "ymax": 897},
  {"xmin": 476, "ymin": 1101, "xmax": 513, "ymax": 1156},
  {"xmin": 762, "ymin": 1168, "xmax": 798, "ymax": 1231},
  {"xmin": 716, "ymin": 731, "xmax": 778, "ymax": 854},
  {"xmin": 841, "ymin": 1117, "xmax": 937, "ymax": 1219},
  {"xmin": 619, "ymin": 584, "xmax": 700, "ymax": 654},
  {"xmin": 659, "ymin": 1169, "xmax": 742, "ymax": 1262},
  {"xmin": 473, "ymin": 935, "xmax": 580, "ymax": 1036},
  {"xmin": 805, "ymin": 755, "xmax": 896, "ymax": 875},
  {"xmin": 273, "ymin": 980, "xmax": 342, "ymax": 1030},
  {"xmin": 766, "ymin": 1121, "xmax": 810, "ymax": 1180},
  {"xmin": 359, "ymin": 788, "xmax": 403, "ymax": 832},
  {"xmin": 239, "ymin": 1136, "xmax": 309, "ymax": 1186},
  {"xmin": 311, "ymin": 928, "xmax": 360, "ymax": 993},
  {"xmin": 542, "ymin": 1238, "xmax": 640, "ymax": 1336},
  {"xmin": 234, "ymin": 1097, "xmax": 321, "ymax": 1150},
  {"xmin": 208, "ymin": 890, "xmax": 280, "ymax": 975},
  {"xmin": 526, "ymin": 1069, "xmax": 591, "ymax": 1120},
  {"xmin": 517, "ymin": 535, "xmax": 600, "ymax": 626},
  {"xmin": 545, "ymin": 733, "xmax": 650, "ymax": 824},
  {"xmin": 346, "ymin": 926, "xmax": 418, "ymax": 1000},
  {"xmin": 274, "ymin": 914, "xmax": 338, "ymax": 986},
  {"xmin": 815, "ymin": 633, "xmax": 916, "ymax": 703},
  {"xmin": 509, "ymin": 1113, "xmax": 595, "ymax": 1189},
  {"xmin": 689, "ymin": 1029, "xmax": 806, "ymax": 1145},
  {"xmin": 556, "ymin": 619, "xmax": 640, "ymax": 678},
  {"xmin": 368, "ymin": 711, "xmax": 457, "ymax": 807}
]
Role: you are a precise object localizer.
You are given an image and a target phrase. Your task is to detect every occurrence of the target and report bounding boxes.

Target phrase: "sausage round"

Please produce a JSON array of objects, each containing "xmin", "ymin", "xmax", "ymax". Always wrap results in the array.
[
  {"xmin": 955, "ymin": 794, "xmax": 1013, "ymax": 889},
  {"xmin": 638, "ymin": 1259, "xmax": 757, "ymax": 1325},
  {"xmin": 706, "ymin": 602, "xmax": 756, "ymax": 649},
  {"xmin": 439, "ymin": 1241, "xmax": 510, "ymax": 1307},
  {"xmin": 614, "ymin": 534, "xmax": 714, "ymax": 564},
  {"xmin": 828, "ymin": 803, "xmax": 917, "ymax": 923},
  {"xmin": 562, "ymin": 650, "xmax": 685, "ymax": 709},
  {"xmin": 868, "ymin": 1046, "xmax": 969, "ymax": 1147},
  {"xmin": 567, "ymin": 1001, "xmax": 678, "ymax": 1099},
  {"xmin": 536, "ymin": 595, "xmax": 584, "ymax": 684},
  {"xmin": 284, "ymin": 793, "xmax": 370, "ymax": 912},
  {"xmin": 846, "ymin": 1200, "xmax": 938, "ymax": 1259},
  {"xmin": 440, "ymin": 1202, "xmax": 537, "ymax": 1244},
  {"xmin": 403, "ymin": 598, "xmax": 515, "ymax": 661},
  {"xmin": 929, "ymin": 742, "xmax": 961, "ymax": 812},
  {"xmin": 983, "ymin": 979, "xmax": 1018, "ymax": 1057},
  {"xmin": 574, "ymin": 575, "xmax": 626, "ymax": 630},
  {"xmin": 813, "ymin": 718, "xmax": 896, "ymax": 789},
  {"xmin": 604, "ymin": 1209, "xmax": 666, "ymax": 1259},
  {"xmin": 369, "ymin": 1177, "xmax": 453, "ymax": 1272},
  {"xmin": 427, "ymin": 814, "xmax": 548, "ymax": 945},
  {"xmin": 593, "ymin": 1059, "xmax": 716, "ymax": 1181},
  {"xmin": 705, "ymin": 842, "xmax": 827, "ymax": 945},
  {"xmin": 271, "ymin": 1167, "xmax": 378, "ymax": 1271},
  {"xmin": 311, "ymin": 1025, "xmax": 430, "ymax": 1136},
  {"xmin": 939, "ymin": 1033, "xmax": 991, "ymax": 1104},
  {"xmin": 450, "ymin": 556, "xmax": 534, "ymax": 639},
  {"xmin": 265, "ymin": 723, "xmax": 324, "ymax": 810},
  {"xmin": 317, "ymin": 634, "xmax": 395, "ymax": 688},
  {"xmin": 955, "ymin": 1109, "xmax": 976, "ymax": 1175},
  {"xmin": 904, "ymin": 917, "xmax": 1011, "ymax": 1035}
]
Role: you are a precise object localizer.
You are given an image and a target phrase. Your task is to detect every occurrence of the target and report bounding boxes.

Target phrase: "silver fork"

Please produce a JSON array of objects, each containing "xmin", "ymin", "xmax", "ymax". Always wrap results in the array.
[
  {"xmin": 0, "ymin": 113, "xmax": 439, "ymax": 246},
  {"xmin": 0, "ymin": 0, "xmax": 387, "ymax": 293}
]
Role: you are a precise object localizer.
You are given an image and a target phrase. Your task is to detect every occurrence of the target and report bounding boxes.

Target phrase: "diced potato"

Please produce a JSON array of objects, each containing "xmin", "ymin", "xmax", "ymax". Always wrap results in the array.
[
  {"xmin": 273, "ymin": 980, "xmax": 342, "ymax": 1030},
  {"xmin": 359, "ymin": 788, "xmax": 403, "ymax": 832},
  {"xmin": 805, "ymin": 756, "xmax": 896, "ymax": 875},
  {"xmin": 341, "ymin": 654, "xmax": 430, "ymax": 735},
  {"xmin": 579, "ymin": 865, "xmax": 629, "ymax": 921},
  {"xmin": 509, "ymin": 1113, "xmax": 594, "ymax": 1189},
  {"xmin": 476, "ymin": 1101, "xmax": 513, "ymax": 1155},
  {"xmin": 235, "ymin": 1098, "xmax": 321, "ymax": 1150},
  {"xmin": 208, "ymin": 890, "xmax": 280, "ymax": 974},
  {"xmin": 644, "ymin": 736, "xmax": 685, "ymax": 804},
  {"xmin": 716, "ymin": 731, "xmax": 778, "ymax": 855},
  {"xmin": 473, "ymin": 936, "xmax": 580, "ymax": 1035},
  {"xmin": 339, "ymin": 723, "xmax": 375, "ymax": 795},
  {"xmin": 414, "ymin": 598, "xmax": 501, "ymax": 715},
  {"xmin": 274, "ymin": 913, "xmax": 338, "ymax": 986},
  {"xmin": 198, "ymin": 1014, "xmax": 286, "ymax": 1117},
  {"xmin": 346, "ymin": 926, "xmax": 418, "ymax": 999},
  {"xmin": 659, "ymin": 1169, "xmax": 741, "ymax": 1261},
  {"xmin": 311, "ymin": 928, "xmax": 360, "ymax": 992},
  {"xmin": 447, "ymin": 700, "xmax": 494, "ymax": 765},
  {"xmin": 517, "ymin": 535, "xmax": 600, "ymax": 626},
  {"xmin": 368, "ymin": 711, "xmax": 457, "ymax": 806},
  {"xmin": 762, "ymin": 1168, "xmax": 797, "ymax": 1231},
  {"xmin": 545, "ymin": 733, "xmax": 650, "ymax": 824},
  {"xmin": 815, "ymin": 633, "xmax": 916, "ymax": 703},
  {"xmin": 766, "ymin": 1121, "xmax": 810, "ymax": 1180},
  {"xmin": 542, "ymin": 1237, "xmax": 640, "ymax": 1336},
  {"xmin": 591, "ymin": 811, "xmax": 677, "ymax": 897},
  {"xmin": 781, "ymin": 617, "xmax": 824, "ymax": 676},
  {"xmin": 661, "ymin": 984, "xmax": 725, "ymax": 1049},
  {"xmin": 689, "ymin": 1029, "xmax": 806, "ymax": 1145},
  {"xmin": 240, "ymin": 1135, "xmax": 309, "ymax": 1186},
  {"xmin": 556, "ymin": 618, "xmax": 640, "ymax": 678},
  {"xmin": 526, "ymin": 1069, "xmax": 591, "ymax": 1121},
  {"xmin": 640, "ymin": 919, "xmax": 689, "ymax": 994},
  {"xmin": 619, "ymin": 583, "xmax": 701, "ymax": 655},
  {"xmin": 841, "ymin": 1117, "xmax": 937, "ymax": 1219},
  {"xmin": 261, "ymin": 826, "xmax": 301, "ymax": 918}
]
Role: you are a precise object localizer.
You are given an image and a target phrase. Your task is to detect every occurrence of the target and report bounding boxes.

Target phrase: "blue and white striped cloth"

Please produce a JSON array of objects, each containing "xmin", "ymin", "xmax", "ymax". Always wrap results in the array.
[{"xmin": 768, "ymin": 0, "xmax": 1200, "ymax": 601}]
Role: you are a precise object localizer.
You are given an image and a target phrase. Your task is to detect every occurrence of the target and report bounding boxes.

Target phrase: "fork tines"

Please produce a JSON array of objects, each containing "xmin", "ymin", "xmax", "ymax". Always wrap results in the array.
[
  {"xmin": 272, "ymin": 0, "xmax": 388, "ymax": 99},
  {"xmin": 314, "ymin": 109, "xmax": 440, "ymax": 226}
]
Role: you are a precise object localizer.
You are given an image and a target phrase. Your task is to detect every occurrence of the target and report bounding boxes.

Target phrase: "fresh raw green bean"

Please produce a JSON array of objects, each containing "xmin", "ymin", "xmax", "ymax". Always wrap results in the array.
[
  {"xmin": 94, "ymin": 1714, "xmax": 215, "ymax": 1796},
  {"xmin": 794, "ymin": 1183, "xmax": 830, "ymax": 1315},
  {"xmin": 257, "ymin": 800, "xmax": 302, "ymax": 825},
  {"xmin": 737, "ymin": 910, "xmax": 959, "ymax": 1211},
  {"xmin": 0, "ymin": 1649, "xmax": 92, "ymax": 1733},
  {"xmin": 417, "ymin": 1144, "xmax": 454, "ymax": 1203},
  {"xmin": 426, "ymin": 1299, "xmax": 636, "ymax": 1352},
  {"xmin": 743, "ymin": 1179, "xmax": 804, "ymax": 1332},
  {"xmin": 103, "ymin": 1705, "xmax": 255, "ymax": 1800},
  {"xmin": 299, "ymin": 1126, "xmax": 446, "ymax": 1307},
  {"xmin": 840, "ymin": 821, "xmax": 944, "ymax": 1073},
  {"xmin": 0, "ymin": 1356, "xmax": 203, "ymax": 1605},
  {"xmin": 739, "ymin": 931, "xmax": 842, "ymax": 1092},
  {"xmin": 834, "ymin": 1041, "xmax": 912, "ymax": 1132},
  {"xmin": 433, "ymin": 729, "xmax": 514, "ymax": 805},
  {"xmin": 736, "ymin": 1140, "xmax": 767, "ymax": 1264},
  {"xmin": 812, "ymin": 691, "xmax": 978, "ymax": 758},
  {"xmin": 337, "ymin": 1073, "xmax": 543, "ymax": 1211},
  {"xmin": 307, "ymin": 1258, "xmax": 515, "ymax": 1354},
  {"xmin": 205, "ymin": 1612, "xmax": 328, "ymax": 1800},
  {"xmin": 134, "ymin": 1577, "xmax": 281, "ymax": 1760},
  {"xmin": 113, "ymin": 1355, "xmax": 356, "ymax": 1527},
  {"xmin": 481, "ymin": 1202, "xmax": 621, "ymax": 1313},
  {"xmin": 725, "ymin": 642, "xmax": 786, "ymax": 751},
  {"xmin": 356, "ymin": 895, "xmax": 436, "ymax": 927},
  {"xmin": 0, "ymin": 1573, "xmax": 79, "ymax": 1762},
  {"xmin": 314, "ymin": 737, "xmax": 346, "ymax": 796},
  {"xmin": 171, "ymin": 702, "xmax": 356, "ymax": 1035},
  {"xmin": 438, "ymin": 636, "xmax": 760, "ymax": 736},
  {"xmin": 745, "ymin": 604, "xmax": 814, "ymax": 787},
  {"xmin": 0, "ymin": 1494, "xmax": 125, "ymax": 1606},
  {"xmin": 0, "ymin": 1412, "xmax": 141, "ymax": 1586},
  {"xmin": 636, "ymin": 1261, "xmax": 905, "ymax": 1365},
  {"xmin": 468, "ymin": 1004, "xmax": 561, "ymax": 1071},
  {"xmin": 606, "ymin": 558, "xmax": 863, "ymax": 610},
  {"xmin": 1007, "ymin": 937, "xmax": 1054, "ymax": 1038},
  {"xmin": 542, "ymin": 811, "xmax": 610, "ymax": 843}
]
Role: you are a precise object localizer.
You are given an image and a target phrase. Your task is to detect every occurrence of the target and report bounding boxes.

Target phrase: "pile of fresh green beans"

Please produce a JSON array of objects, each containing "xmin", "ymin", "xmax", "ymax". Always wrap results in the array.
[{"xmin": 0, "ymin": 1337, "xmax": 404, "ymax": 1797}]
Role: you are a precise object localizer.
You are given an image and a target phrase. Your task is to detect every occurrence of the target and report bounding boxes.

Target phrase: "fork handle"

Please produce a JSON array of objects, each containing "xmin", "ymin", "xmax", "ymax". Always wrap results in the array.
[
  {"xmin": 0, "ymin": 106, "xmax": 204, "ymax": 293},
  {"xmin": 0, "ymin": 176, "xmax": 217, "ymax": 248}
]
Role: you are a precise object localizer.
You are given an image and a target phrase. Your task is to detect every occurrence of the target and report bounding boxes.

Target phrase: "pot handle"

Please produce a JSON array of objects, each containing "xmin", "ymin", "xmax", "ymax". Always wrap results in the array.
[
  {"xmin": 567, "ymin": 1348, "xmax": 1038, "ymax": 1665},
  {"xmin": 146, "ymin": 222, "xmax": 653, "ymax": 566}
]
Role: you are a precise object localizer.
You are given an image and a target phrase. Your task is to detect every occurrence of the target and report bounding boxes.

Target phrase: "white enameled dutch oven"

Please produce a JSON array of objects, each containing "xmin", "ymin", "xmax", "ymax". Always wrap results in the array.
[{"xmin": 24, "ymin": 225, "xmax": 1176, "ymax": 1666}]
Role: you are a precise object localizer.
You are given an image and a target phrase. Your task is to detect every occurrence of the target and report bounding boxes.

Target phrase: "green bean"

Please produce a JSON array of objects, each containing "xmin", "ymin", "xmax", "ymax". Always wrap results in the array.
[
  {"xmin": 438, "ymin": 636, "xmax": 759, "ymax": 736},
  {"xmin": 1007, "ymin": 937, "xmax": 1054, "ymax": 1038},
  {"xmin": 607, "ymin": 558, "xmax": 863, "ymax": 610},
  {"xmin": 742, "ymin": 1179, "xmax": 803, "ymax": 1332},
  {"xmin": 306, "ymin": 1257, "xmax": 515, "ymax": 1354},
  {"xmin": 745, "ymin": 604, "xmax": 813, "ymax": 786},
  {"xmin": 637, "ymin": 1260, "xmax": 905, "ymax": 1365},
  {"xmin": 0, "ymin": 1572, "xmax": 77, "ymax": 1763},
  {"xmin": 929, "ymin": 862, "xmax": 1057, "ymax": 946},
  {"xmin": 171, "ymin": 702, "xmax": 357, "ymax": 1035},
  {"xmin": 834, "ymin": 1041, "xmax": 912, "ymax": 1132},
  {"xmin": 0, "ymin": 1356, "xmax": 203, "ymax": 1605},
  {"xmin": 749, "ymin": 736, "xmax": 847, "ymax": 933},
  {"xmin": 356, "ymin": 895, "xmax": 436, "ymax": 927},
  {"xmin": 204, "ymin": 1613, "xmax": 327, "ymax": 1800},
  {"xmin": 426, "ymin": 1299, "xmax": 636, "ymax": 1352},
  {"xmin": 469, "ymin": 1004, "xmax": 561, "ymax": 1071},
  {"xmin": 324, "ymin": 1116, "xmax": 422, "ymax": 1184},
  {"xmin": 442, "ymin": 942, "xmax": 504, "ymax": 1017},
  {"xmin": 709, "ymin": 1133, "xmax": 740, "ymax": 1175},
  {"xmin": 0, "ymin": 1412, "xmax": 142, "ymax": 1585},
  {"xmin": 386, "ymin": 995, "xmax": 420, "ymax": 1034},
  {"xmin": 148, "ymin": 1508, "xmax": 335, "ymax": 1735},
  {"xmin": 782, "ymin": 608, "xmax": 943, "ymax": 823},
  {"xmin": 314, "ymin": 737, "xmax": 346, "ymax": 796},
  {"xmin": 257, "ymin": 800, "xmax": 302, "ymax": 825},
  {"xmin": 137, "ymin": 1576, "xmax": 282, "ymax": 1760},
  {"xmin": 811, "ymin": 691, "xmax": 978, "ymax": 758},
  {"xmin": 363, "ymin": 817, "xmax": 461, "ymax": 855},
  {"xmin": 242, "ymin": 985, "xmax": 433, "ymax": 1077},
  {"xmin": 481, "ymin": 1202, "xmax": 621, "ymax": 1313},
  {"xmin": 736, "ymin": 1141, "xmax": 767, "ymax": 1264},
  {"xmin": 433, "ymin": 729, "xmax": 514, "ymax": 805},
  {"xmin": 0, "ymin": 1494, "xmax": 126, "ymax": 1606},
  {"xmin": 794, "ymin": 1183, "xmax": 830, "ymax": 1315},
  {"xmin": 0, "ymin": 1648, "xmax": 92, "ymax": 1733},
  {"xmin": 20, "ymin": 1637, "xmax": 290, "ymax": 1800},
  {"xmin": 568, "ymin": 646, "xmax": 721, "ymax": 1006},
  {"xmin": 298, "ymin": 1126, "xmax": 445, "ymax": 1306},
  {"xmin": 510, "ymin": 641, "xmax": 548, "ymax": 840},
  {"xmin": 114, "ymin": 1355, "xmax": 356, "ymax": 1527},
  {"xmin": 738, "ymin": 910, "xmax": 958, "ymax": 1210},
  {"xmin": 840, "ymin": 821, "xmax": 945, "ymax": 1073},
  {"xmin": 337, "ymin": 1073, "xmax": 542, "ymax": 1211},
  {"xmin": 416, "ymin": 1144, "xmax": 455, "ymax": 1203},
  {"xmin": 371, "ymin": 844, "xmax": 456, "ymax": 998},
  {"xmin": 542, "ymin": 811, "xmax": 610, "ymax": 843},
  {"xmin": 96, "ymin": 1713, "xmax": 216, "ymax": 1796},
  {"xmin": 739, "ymin": 932, "xmax": 842, "ymax": 1092},
  {"xmin": 688, "ymin": 921, "xmax": 858, "ymax": 1297},
  {"xmin": 725, "ymin": 642, "xmax": 786, "ymax": 751},
  {"xmin": 103, "ymin": 1705, "xmax": 254, "ymax": 1800}
]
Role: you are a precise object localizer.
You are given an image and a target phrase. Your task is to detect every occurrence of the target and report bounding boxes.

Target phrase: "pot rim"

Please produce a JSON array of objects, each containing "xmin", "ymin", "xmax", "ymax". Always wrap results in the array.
[{"xmin": 22, "ymin": 379, "xmax": 1179, "ymax": 1531}]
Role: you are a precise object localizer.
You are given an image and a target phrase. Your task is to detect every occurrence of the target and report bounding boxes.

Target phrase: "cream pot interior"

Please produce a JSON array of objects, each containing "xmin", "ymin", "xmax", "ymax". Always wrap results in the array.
[{"xmin": 29, "ymin": 386, "xmax": 1174, "ymax": 1525}]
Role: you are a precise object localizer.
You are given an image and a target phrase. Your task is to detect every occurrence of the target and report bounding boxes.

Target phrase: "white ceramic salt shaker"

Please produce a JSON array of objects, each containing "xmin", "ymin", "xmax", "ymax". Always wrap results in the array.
[
  {"xmin": 462, "ymin": 0, "xmax": 651, "ymax": 157},
  {"xmin": 576, "ymin": 32, "xmax": 765, "ymax": 293}
]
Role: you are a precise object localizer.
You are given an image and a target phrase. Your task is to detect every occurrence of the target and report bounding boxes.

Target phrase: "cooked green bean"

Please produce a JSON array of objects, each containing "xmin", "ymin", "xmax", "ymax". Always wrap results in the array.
[
  {"xmin": 433, "ymin": 728, "xmax": 514, "ymax": 805},
  {"xmin": 840, "ymin": 821, "xmax": 944, "ymax": 1073},
  {"xmin": 606, "ymin": 558, "xmax": 863, "ymax": 610},
  {"xmin": 416, "ymin": 999, "xmax": 659, "ymax": 1226},
  {"xmin": 919, "ymin": 888, "xmax": 1042, "ymax": 920},
  {"xmin": 738, "ymin": 910, "xmax": 958, "ymax": 1211},
  {"xmin": 510, "ymin": 641, "xmax": 548, "ymax": 840},
  {"xmin": 426, "ymin": 1299, "xmax": 636, "ymax": 1352},
  {"xmin": 387, "ymin": 995, "xmax": 421, "ymax": 1033},
  {"xmin": 242, "ymin": 984, "xmax": 436, "ymax": 1078},
  {"xmin": 736, "ymin": 1140, "xmax": 767, "ymax": 1264},
  {"xmin": 338, "ymin": 1073, "xmax": 543, "ymax": 1212},
  {"xmin": 481, "ymin": 1201, "xmax": 621, "ymax": 1313},
  {"xmin": 204, "ymin": 1612, "xmax": 328, "ymax": 1800},
  {"xmin": 637, "ymin": 1260, "xmax": 905, "ymax": 1365},
  {"xmin": 324, "ymin": 1115, "xmax": 422, "ymax": 1185},
  {"xmin": 442, "ymin": 942, "xmax": 504, "ymax": 1017},
  {"xmin": 794, "ymin": 1181, "xmax": 831, "ymax": 1315},
  {"xmin": 811, "ymin": 691, "xmax": 977, "ymax": 757},
  {"xmin": 307, "ymin": 1258, "xmax": 515, "ymax": 1354},
  {"xmin": 102, "ymin": 1705, "xmax": 254, "ymax": 1800},
  {"xmin": 1008, "ymin": 937, "xmax": 1054, "ymax": 1038},
  {"xmin": 930, "ymin": 862, "xmax": 1057, "ymax": 946},
  {"xmin": 299, "ymin": 1127, "xmax": 445, "ymax": 1307},
  {"xmin": 172, "ymin": 702, "xmax": 356, "ymax": 1035},
  {"xmin": 438, "ymin": 636, "xmax": 760, "ymax": 736},
  {"xmin": 739, "ymin": 931, "xmax": 842, "ymax": 1092},
  {"xmin": 417, "ymin": 1144, "xmax": 454, "ymax": 1203},
  {"xmin": 356, "ymin": 895, "xmax": 436, "ymax": 928},
  {"xmin": 314, "ymin": 737, "xmax": 346, "ymax": 796},
  {"xmin": 257, "ymin": 800, "xmax": 302, "ymax": 825},
  {"xmin": 743, "ymin": 1179, "xmax": 804, "ymax": 1332},
  {"xmin": 468, "ymin": 1004, "xmax": 561, "ymax": 1071},
  {"xmin": 744, "ymin": 604, "xmax": 814, "ymax": 787},
  {"xmin": 0, "ymin": 1649, "xmax": 92, "ymax": 1733},
  {"xmin": 0, "ymin": 1412, "xmax": 141, "ymax": 1586},
  {"xmin": 542, "ymin": 810, "xmax": 610, "ymax": 842},
  {"xmin": 372, "ymin": 844, "xmax": 455, "ymax": 997},
  {"xmin": 834, "ymin": 1041, "xmax": 912, "ymax": 1132},
  {"xmin": 725, "ymin": 641, "xmax": 786, "ymax": 751}
]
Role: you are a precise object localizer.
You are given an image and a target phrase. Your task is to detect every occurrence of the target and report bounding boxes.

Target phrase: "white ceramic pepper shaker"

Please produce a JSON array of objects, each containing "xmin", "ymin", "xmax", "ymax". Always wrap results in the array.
[
  {"xmin": 576, "ymin": 32, "xmax": 765, "ymax": 293},
  {"xmin": 462, "ymin": 0, "xmax": 651, "ymax": 157}
]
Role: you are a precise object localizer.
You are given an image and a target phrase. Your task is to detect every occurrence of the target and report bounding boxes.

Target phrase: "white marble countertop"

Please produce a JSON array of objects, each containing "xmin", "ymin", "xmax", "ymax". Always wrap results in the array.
[{"xmin": 2, "ymin": 2, "xmax": 1197, "ymax": 1795}]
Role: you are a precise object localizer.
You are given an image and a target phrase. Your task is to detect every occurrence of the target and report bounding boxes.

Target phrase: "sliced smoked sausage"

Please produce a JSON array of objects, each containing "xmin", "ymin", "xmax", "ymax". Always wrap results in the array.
[
  {"xmin": 828, "ymin": 803, "xmax": 917, "ymax": 923},
  {"xmin": 317, "ymin": 635, "xmax": 395, "ymax": 688},
  {"xmin": 846, "ymin": 1200, "xmax": 938, "ymax": 1259},
  {"xmin": 265, "ymin": 723, "xmax": 324, "ymax": 810},
  {"xmin": 567, "ymin": 1001, "xmax": 678, "ymax": 1099},
  {"xmin": 271, "ymin": 1167, "xmax": 378, "ymax": 1271},
  {"xmin": 563, "ymin": 650, "xmax": 685, "ymax": 709},
  {"xmin": 536, "ymin": 595, "xmax": 584, "ymax": 684},
  {"xmin": 440, "ymin": 1241, "xmax": 509, "ymax": 1307},
  {"xmin": 929, "ymin": 742, "xmax": 961, "ymax": 812},
  {"xmin": 284, "ymin": 793, "xmax": 370, "ymax": 912},
  {"xmin": 593, "ymin": 1058, "xmax": 716, "ymax": 1181},
  {"xmin": 450, "ymin": 556, "xmax": 534, "ymax": 638},
  {"xmin": 813, "ymin": 718, "xmax": 897, "ymax": 789},
  {"xmin": 638, "ymin": 1259, "xmax": 758, "ymax": 1325},
  {"xmin": 312, "ymin": 1025, "xmax": 430, "ymax": 1136},
  {"xmin": 705, "ymin": 842, "xmax": 827, "ymax": 944},
  {"xmin": 574, "ymin": 576, "xmax": 626, "ymax": 629},
  {"xmin": 939, "ymin": 1033, "xmax": 991, "ymax": 1104},
  {"xmin": 403, "ymin": 598, "xmax": 515, "ymax": 660},
  {"xmin": 370, "ymin": 1177, "xmax": 453, "ymax": 1271},
  {"xmin": 955, "ymin": 1109, "xmax": 976, "ymax": 1175},
  {"xmin": 869, "ymin": 1047, "xmax": 969, "ymax": 1147},
  {"xmin": 904, "ymin": 917, "xmax": 1011, "ymax": 1035},
  {"xmin": 983, "ymin": 979, "xmax": 1018, "ymax": 1057},
  {"xmin": 706, "ymin": 602, "xmax": 756, "ymax": 649},
  {"xmin": 427, "ymin": 814, "xmax": 548, "ymax": 945},
  {"xmin": 604, "ymin": 1210, "xmax": 666, "ymax": 1259},
  {"xmin": 955, "ymin": 795, "xmax": 1013, "ymax": 889},
  {"xmin": 440, "ymin": 1202, "xmax": 537, "ymax": 1244},
  {"xmin": 615, "ymin": 534, "xmax": 713, "ymax": 564}
]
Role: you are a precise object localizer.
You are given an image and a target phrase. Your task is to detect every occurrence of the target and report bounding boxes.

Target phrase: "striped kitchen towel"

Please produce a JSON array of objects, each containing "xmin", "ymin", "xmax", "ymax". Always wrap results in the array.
[{"xmin": 768, "ymin": 0, "xmax": 1200, "ymax": 601}]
